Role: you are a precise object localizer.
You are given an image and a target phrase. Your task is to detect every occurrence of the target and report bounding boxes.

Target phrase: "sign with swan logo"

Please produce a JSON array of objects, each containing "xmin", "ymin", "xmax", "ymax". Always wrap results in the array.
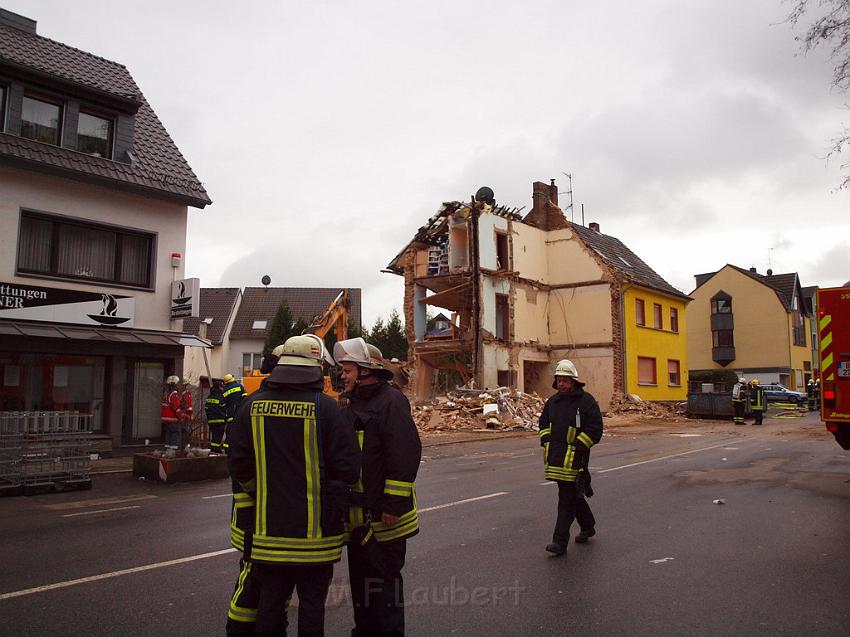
[
  {"xmin": 0, "ymin": 281, "xmax": 134, "ymax": 326},
  {"xmin": 170, "ymin": 278, "xmax": 200, "ymax": 319}
]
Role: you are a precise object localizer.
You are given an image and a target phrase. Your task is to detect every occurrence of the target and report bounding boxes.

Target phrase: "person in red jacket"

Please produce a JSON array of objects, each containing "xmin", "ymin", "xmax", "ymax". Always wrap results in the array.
[
  {"xmin": 179, "ymin": 377, "xmax": 194, "ymax": 451},
  {"xmin": 161, "ymin": 375, "xmax": 182, "ymax": 452}
]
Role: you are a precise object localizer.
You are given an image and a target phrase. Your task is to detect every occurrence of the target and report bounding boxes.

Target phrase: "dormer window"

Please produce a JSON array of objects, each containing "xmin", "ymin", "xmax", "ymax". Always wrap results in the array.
[
  {"xmin": 21, "ymin": 93, "xmax": 62, "ymax": 145},
  {"xmin": 0, "ymin": 85, "xmax": 6, "ymax": 132},
  {"xmin": 77, "ymin": 110, "xmax": 113, "ymax": 158}
]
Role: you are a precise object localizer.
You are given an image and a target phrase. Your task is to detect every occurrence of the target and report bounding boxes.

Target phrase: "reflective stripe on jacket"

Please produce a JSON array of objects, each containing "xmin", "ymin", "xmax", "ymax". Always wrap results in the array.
[
  {"xmin": 161, "ymin": 389, "xmax": 182, "ymax": 423},
  {"xmin": 205, "ymin": 392, "xmax": 227, "ymax": 424},
  {"xmin": 539, "ymin": 388, "xmax": 603, "ymax": 483},
  {"xmin": 223, "ymin": 381, "xmax": 246, "ymax": 423}
]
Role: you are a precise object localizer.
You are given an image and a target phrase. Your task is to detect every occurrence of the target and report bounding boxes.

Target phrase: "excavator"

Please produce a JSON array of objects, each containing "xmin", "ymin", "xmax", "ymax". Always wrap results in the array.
[{"xmin": 242, "ymin": 289, "xmax": 350, "ymax": 397}]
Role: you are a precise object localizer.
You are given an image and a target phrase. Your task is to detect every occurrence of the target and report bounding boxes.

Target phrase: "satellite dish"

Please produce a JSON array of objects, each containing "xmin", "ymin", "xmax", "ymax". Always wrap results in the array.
[
  {"xmin": 475, "ymin": 186, "xmax": 495, "ymax": 206},
  {"xmin": 261, "ymin": 275, "xmax": 271, "ymax": 287}
]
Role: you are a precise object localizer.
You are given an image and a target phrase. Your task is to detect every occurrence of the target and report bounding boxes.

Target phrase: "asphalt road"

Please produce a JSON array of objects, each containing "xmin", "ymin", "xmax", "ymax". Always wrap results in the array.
[{"xmin": 1, "ymin": 414, "xmax": 848, "ymax": 636}]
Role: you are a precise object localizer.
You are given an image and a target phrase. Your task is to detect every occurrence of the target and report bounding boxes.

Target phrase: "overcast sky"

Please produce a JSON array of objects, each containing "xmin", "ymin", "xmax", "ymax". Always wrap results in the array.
[{"xmin": 7, "ymin": 0, "xmax": 849, "ymax": 325}]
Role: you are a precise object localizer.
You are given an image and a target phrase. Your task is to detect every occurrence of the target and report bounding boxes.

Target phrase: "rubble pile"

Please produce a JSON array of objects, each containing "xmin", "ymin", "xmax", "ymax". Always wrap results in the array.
[
  {"xmin": 413, "ymin": 387, "xmax": 545, "ymax": 432},
  {"xmin": 605, "ymin": 394, "xmax": 688, "ymax": 419}
]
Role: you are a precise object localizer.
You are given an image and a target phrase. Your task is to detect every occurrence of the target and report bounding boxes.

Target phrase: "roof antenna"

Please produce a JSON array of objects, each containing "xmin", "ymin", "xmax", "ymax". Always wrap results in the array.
[
  {"xmin": 559, "ymin": 172, "xmax": 574, "ymax": 222},
  {"xmin": 261, "ymin": 275, "xmax": 271, "ymax": 293}
]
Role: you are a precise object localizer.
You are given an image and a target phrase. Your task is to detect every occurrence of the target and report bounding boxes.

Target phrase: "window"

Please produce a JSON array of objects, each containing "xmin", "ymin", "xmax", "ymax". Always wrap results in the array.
[
  {"xmin": 495, "ymin": 294, "xmax": 509, "ymax": 340},
  {"xmin": 21, "ymin": 94, "xmax": 63, "ymax": 145},
  {"xmin": 495, "ymin": 232, "xmax": 509, "ymax": 270},
  {"xmin": 635, "ymin": 299, "xmax": 645, "ymax": 326},
  {"xmin": 252, "ymin": 320, "xmax": 267, "ymax": 330},
  {"xmin": 17, "ymin": 211, "xmax": 154, "ymax": 287},
  {"xmin": 712, "ymin": 330, "xmax": 734, "ymax": 347},
  {"xmin": 668, "ymin": 359, "xmax": 681, "ymax": 386},
  {"xmin": 712, "ymin": 296, "xmax": 732, "ymax": 314},
  {"xmin": 653, "ymin": 303, "xmax": 663, "ymax": 329},
  {"xmin": 637, "ymin": 357, "xmax": 657, "ymax": 385},
  {"xmin": 202, "ymin": 317, "xmax": 214, "ymax": 325},
  {"xmin": 77, "ymin": 110, "xmax": 114, "ymax": 158},
  {"xmin": 242, "ymin": 352, "xmax": 263, "ymax": 375},
  {"xmin": 0, "ymin": 85, "xmax": 6, "ymax": 131},
  {"xmin": 670, "ymin": 307, "xmax": 679, "ymax": 333}
]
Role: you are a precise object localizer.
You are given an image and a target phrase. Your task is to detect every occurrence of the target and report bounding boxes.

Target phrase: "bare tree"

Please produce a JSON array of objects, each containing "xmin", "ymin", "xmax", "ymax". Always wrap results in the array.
[{"xmin": 788, "ymin": 0, "xmax": 850, "ymax": 187}]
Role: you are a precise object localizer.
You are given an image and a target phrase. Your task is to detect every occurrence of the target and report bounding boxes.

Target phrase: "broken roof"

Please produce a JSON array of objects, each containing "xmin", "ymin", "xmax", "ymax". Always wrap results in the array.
[
  {"xmin": 230, "ymin": 288, "xmax": 362, "ymax": 340},
  {"xmin": 569, "ymin": 223, "xmax": 691, "ymax": 300},
  {"xmin": 182, "ymin": 288, "xmax": 241, "ymax": 345},
  {"xmin": 0, "ymin": 21, "xmax": 211, "ymax": 207}
]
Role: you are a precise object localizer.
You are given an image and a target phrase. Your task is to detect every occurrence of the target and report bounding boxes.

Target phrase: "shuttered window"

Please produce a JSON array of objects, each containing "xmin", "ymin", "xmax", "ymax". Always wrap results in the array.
[{"xmin": 638, "ymin": 357, "xmax": 657, "ymax": 385}]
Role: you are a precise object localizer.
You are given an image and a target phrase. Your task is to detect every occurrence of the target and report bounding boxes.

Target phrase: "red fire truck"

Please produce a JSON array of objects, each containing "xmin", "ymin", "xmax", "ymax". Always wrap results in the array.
[{"xmin": 817, "ymin": 286, "xmax": 850, "ymax": 449}]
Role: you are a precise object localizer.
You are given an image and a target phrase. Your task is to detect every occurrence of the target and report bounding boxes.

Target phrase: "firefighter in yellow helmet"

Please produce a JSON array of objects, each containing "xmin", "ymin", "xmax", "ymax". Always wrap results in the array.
[
  {"xmin": 221, "ymin": 373, "xmax": 246, "ymax": 452},
  {"xmin": 226, "ymin": 334, "xmax": 360, "ymax": 635},
  {"xmin": 749, "ymin": 380, "xmax": 765, "ymax": 425},
  {"xmin": 333, "ymin": 337, "xmax": 421, "ymax": 636},
  {"xmin": 539, "ymin": 359, "xmax": 603, "ymax": 556}
]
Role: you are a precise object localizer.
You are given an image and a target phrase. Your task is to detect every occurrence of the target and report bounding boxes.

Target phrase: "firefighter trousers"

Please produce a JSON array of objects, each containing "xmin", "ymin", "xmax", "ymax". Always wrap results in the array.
[
  {"xmin": 252, "ymin": 562, "xmax": 332, "ymax": 637},
  {"xmin": 209, "ymin": 422, "xmax": 225, "ymax": 453},
  {"xmin": 752, "ymin": 409, "xmax": 763, "ymax": 425},
  {"xmin": 348, "ymin": 538, "xmax": 407, "ymax": 637},
  {"xmin": 732, "ymin": 400, "xmax": 745, "ymax": 424},
  {"xmin": 553, "ymin": 481, "xmax": 595, "ymax": 547}
]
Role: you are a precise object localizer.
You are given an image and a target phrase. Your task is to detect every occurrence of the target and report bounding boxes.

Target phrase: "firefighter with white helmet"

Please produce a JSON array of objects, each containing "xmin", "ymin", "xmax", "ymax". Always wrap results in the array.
[
  {"xmin": 732, "ymin": 377, "xmax": 747, "ymax": 425},
  {"xmin": 226, "ymin": 334, "xmax": 360, "ymax": 635},
  {"xmin": 539, "ymin": 359, "xmax": 603, "ymax": 556},
  {"xmin": 333, "ymin": 336, "xmax": 421, "ymax": 636},
  {"xmin": 161, "ymin": 375, "xmax": 183, "ymax": 453}
]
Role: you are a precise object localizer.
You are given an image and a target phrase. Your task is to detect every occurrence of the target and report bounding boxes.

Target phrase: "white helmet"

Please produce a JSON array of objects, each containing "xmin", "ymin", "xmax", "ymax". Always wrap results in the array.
[
  {"xmin": 554, "ymin": 359, "xmax": 579, "ymax": 379},
  {"xmin": 277, "ymin": 334, "xmax": 328, "ymax": 367},
  {"xmin": 333, "ymin": 337, "xmax": 385, "ymax": 371},
  {"xmin": 166, "ymin": 375, "xmax": 180, "ymax": 385}
]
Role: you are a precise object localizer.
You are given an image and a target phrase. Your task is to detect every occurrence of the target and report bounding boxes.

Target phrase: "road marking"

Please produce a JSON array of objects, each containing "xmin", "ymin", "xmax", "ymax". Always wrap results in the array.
[
  {"xmin": 419, "ymin": 492, "xmax": 508, "ymax": 513},
  {"xmin": 62, "ymin": 506, "xmax": 141, "ymax": 518},
  {"xmin": 650, "ymin": 557, "xmax": 675, "ymax": 564},
  {"xmin": 0, "ymin": 548, "xmax": 237, "ymax": 602},
  {"xmin": 597, "ymin": 441, "xmax": 740, "ymax": 474},
  {"xmin": 202, "ymin": 494, "xmax": 231, "ymax": 500},
  {"xmin": 41, "ymin": 495, "xmax": 157, "ymax": 511}
]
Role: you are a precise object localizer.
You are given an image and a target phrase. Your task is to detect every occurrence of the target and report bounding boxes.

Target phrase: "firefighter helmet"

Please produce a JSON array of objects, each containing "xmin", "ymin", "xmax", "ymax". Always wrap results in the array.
[
  {"xmin": 554, "ymin": 359, "xmax": 579, "ymax": 379},
  {"xmin": 333, "ymin": 337, "xmax": 386, "ymax": 371},
  {"xmin": 166, "ymin": 375, "xmax": 180, "ymax": 385},
  {"xmin": 271, "ymin": 344, "xmax": 286, "ymax": 357},
  {"xmin": 750, "ymin": 379, "xmax": 759, "ymax": 385},
  {"xmin": 278, "ymin": 334, "xmax": 326, "ymax": 367},
  {"xmin": 223, "ymin": 374, "xmax": 235, "ymax": 383}
]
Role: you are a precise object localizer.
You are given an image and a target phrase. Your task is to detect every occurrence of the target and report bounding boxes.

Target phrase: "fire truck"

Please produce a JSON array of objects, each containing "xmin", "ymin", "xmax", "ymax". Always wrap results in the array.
[{"xmin": 816, "ymin": 286, "xmax": 850, "ymax": 449}]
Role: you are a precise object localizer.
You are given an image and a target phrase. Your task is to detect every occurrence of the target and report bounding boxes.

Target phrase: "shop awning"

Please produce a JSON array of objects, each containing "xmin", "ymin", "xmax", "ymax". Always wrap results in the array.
[{"xmin": 0, "ymin": 320, "xmax": 212, "ymax": 348}]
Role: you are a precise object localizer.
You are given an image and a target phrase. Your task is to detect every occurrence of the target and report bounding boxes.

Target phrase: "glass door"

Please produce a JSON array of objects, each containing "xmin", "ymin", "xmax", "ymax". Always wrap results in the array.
[{"xmin": 126, "ymin": 360, "xmax": 165, "ymax": 443}]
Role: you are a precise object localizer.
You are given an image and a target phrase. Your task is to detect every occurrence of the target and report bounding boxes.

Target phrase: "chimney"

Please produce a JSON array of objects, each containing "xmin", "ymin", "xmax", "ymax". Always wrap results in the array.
[
  {"xmin": 523, "ymin": 180, "xmax": 568, "ymax": 231},
  {"xmin": 749, "ymin": 267, "xmax": 757, "ymax": 273},
  {"xmin": 0, "ymin": 9, "xmax": 37, "ymax": 33},
  {"xmin": 589, "ymin": 222, "xmax": 600, "ymax": 233}
]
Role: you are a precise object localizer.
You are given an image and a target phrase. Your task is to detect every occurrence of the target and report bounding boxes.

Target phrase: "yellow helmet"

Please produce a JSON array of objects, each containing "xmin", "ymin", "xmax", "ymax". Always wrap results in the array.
[
  {"xmin": 750, "ymin": 379, "xmax": 759, "ymax": 385},
  {"xmin": 223, "ymin": 373, "xmax": 235, "ymax": 383}
]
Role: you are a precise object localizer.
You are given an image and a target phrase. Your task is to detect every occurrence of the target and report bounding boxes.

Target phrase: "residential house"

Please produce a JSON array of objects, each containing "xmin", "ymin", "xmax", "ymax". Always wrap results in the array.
[
  {"xmin": 802, "ymin": 285, "xmax": 820, "ymax": 381},
  {"xmin": 687, "ymin": 265, "xmax": 812, "ymax": 389},
  {"xmin": 387, "ymin": 180, "xmax": 691, "ymax": 408},
  {"xmin": 0, "ymin": 10, "xmax": 211, "ymax": 449},
  {"xmin": 182, "ymin": 288, "xmax": 241, "ymax": 380},
  {"xmin": 226, "ymin": 287, "xmax": 362, "ymax": 377}
]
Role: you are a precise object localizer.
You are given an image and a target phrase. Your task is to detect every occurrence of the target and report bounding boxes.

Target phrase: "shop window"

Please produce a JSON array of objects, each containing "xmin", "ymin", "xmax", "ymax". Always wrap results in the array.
[
  {"xmin": 77, "ymin": 110, "xmax": 114, "ymax": 158},
  {"xmin": 635, "ymin": 299, "xmax": 645, "ymax": 326},
  {"xmin": 21, "ymin": 93, "xmax": 63, "ymax": 145},
  {"xmin": 668, "ymin": 359, "xmax": 681, "ymax": 386},
  {"xmin": 17, "ymin": 211, "xmax": 154, "ymax": 288},
  {"xmin": 653, "ymin": 303, "xmax": 663, "ymax": 329},
  {"xmin": 242, "ymin": 352, "xmax": 262, "ymax": 375},
  {"xmin": 495, "ymin": 294, "xmax": 509, "ymax": 340},
  {"xmin": 670, "ymin": 307, "xmax": 679, "ymax": 333},
  {"xmin": 637, "ymin": 356, "xmax": 657, "ymax": 385}
]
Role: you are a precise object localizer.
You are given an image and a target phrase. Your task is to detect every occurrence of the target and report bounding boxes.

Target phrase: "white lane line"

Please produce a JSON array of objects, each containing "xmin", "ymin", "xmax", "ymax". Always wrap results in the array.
[
  {"xmin": 419, "ymin": 492, "xmax": 509, "ymax": 513},
  {"xmin": 202, "ymin": 494, "xmax": 231, "ymax": 500},
  {"xmin": 0, "ymin": 548, "xmax": 237, "ymax": 602},
  {"xmin": 62, "ymin": 506, "xmax": 141, "ymax": 518},
  {"xmin": 42, "ymin": 494, "xmax": 157, "ymax": 511},
  {"xmin": 597, "ymin": 441, "xmax": 741, "ymax": 474}
]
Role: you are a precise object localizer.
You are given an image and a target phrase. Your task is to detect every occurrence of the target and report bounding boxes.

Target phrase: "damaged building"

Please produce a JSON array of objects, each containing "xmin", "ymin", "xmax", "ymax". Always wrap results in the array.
[{"xmin": 386, "ymin": 180, "xmax": 691, "ymax": 410}]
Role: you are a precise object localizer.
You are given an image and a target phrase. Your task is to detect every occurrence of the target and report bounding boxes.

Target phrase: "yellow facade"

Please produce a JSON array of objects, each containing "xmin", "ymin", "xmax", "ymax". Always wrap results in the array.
[{"xmin": 623, "ymin": 286, "xmax": 690, "ymax": 400}]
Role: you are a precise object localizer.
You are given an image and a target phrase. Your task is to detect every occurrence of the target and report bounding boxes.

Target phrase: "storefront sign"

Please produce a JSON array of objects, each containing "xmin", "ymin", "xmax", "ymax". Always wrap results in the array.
[
  {"xmin": 0, "ymin": 281, "xmax": 135, "ymax": 327},
  {"xmin": 170, "ymin": 277, "xmax": 200, "ymax": 319}
]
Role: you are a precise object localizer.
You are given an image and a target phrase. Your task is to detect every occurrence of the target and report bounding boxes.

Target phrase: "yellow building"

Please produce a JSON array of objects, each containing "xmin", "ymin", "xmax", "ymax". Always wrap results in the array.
[{"xmin": 686, "ymin": 265, "xmax": 812, "ymax": 390}]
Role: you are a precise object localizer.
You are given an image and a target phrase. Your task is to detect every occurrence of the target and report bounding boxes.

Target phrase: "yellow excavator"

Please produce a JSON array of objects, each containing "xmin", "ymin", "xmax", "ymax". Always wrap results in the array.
[{"xmin": 242, "ymin": 289, "xmax": 350, "ymax": 397}]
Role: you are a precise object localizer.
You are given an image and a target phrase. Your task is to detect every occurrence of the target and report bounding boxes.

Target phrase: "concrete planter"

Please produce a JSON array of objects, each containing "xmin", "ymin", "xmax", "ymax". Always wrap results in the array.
[{"xmin": 133, "ymin": 453, "xmax": 229, "ymax": 483}]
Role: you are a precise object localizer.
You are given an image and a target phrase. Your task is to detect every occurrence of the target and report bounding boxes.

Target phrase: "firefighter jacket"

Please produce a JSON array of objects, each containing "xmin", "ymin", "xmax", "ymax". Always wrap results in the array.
[
  {"xmin": 223, "ymin": 380, "xmax": 246, "ymax": 424},
  {"xmin": 228, "ymin": 365, "xmax": 360, "ymax": 565},
  {"xmin": 161, "ymin": 388, "xmax": 182, "ymax": 423},
  {"xmin": 732, "ymin": 382, "xmax": 746, "ymax": 401},
  {"xmin": 343, "ymin": 380, "xmax": 421, "ymax": 543},
  {"xmin": 750, "ymin": 386, "xmax": 765, "ymax": 411},
  {"xmin": 205, "ymin": 390, "xmax": 227, "ymax": 425},
  {"xmin": 539, "ymin": 387, "xmax": 603, "ymax": 483}
]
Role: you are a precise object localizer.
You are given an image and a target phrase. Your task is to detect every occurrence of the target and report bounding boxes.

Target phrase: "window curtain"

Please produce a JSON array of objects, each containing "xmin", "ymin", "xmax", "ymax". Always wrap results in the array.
[
  {"xmin": 57, "ymin": 224, "xmax": 116, "ymax": 280},
  {"xmin": 18, "ymin": 216, "xmax": 53, "ymax": 272}
]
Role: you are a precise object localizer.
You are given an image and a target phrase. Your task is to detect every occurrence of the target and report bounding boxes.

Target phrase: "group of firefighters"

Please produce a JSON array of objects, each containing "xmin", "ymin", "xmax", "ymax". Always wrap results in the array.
[
  {"xmin": 160, "ymin": 340, "xmax": 601, "ymax": 636},
  {"xmin": 731, "ymin": 377, "xmax": 822, "ymax": 425}
]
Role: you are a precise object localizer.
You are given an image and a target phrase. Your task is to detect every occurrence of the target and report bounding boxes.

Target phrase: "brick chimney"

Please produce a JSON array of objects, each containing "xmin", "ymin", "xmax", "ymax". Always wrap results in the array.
[
  {"xmin": 523, "ymin": 180, "xmax": 568, "ymax": 231},
  {"xmin": 0, "ymin": 9, "xmax": 37, "ymax": 33}
]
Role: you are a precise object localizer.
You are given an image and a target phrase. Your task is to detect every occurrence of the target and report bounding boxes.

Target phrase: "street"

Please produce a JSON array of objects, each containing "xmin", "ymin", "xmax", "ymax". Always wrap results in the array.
[{"xmin": 1, "ymin": 413, "xmax": 848, "ymax": 637}]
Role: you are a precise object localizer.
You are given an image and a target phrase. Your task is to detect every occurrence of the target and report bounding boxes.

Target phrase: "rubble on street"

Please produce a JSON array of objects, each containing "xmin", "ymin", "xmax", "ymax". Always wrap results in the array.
[
  {"xmin": 412, "ymin": 387, "xmax": 545, "ymax": 432},
  {"xmin": 605, "ymin": 394, "xmax": 688, "ymax": 420}
]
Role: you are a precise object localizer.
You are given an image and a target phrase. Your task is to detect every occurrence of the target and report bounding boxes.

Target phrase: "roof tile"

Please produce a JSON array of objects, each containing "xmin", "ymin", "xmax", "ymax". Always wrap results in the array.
[{"xmin": 182, "ymin": 288, "xmax": 240, "ymax": 345}]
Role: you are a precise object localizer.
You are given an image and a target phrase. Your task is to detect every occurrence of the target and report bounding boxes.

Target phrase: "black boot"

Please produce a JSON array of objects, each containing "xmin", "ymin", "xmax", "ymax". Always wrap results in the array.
[{"xmin": 545, "ymin": 543, "xmax": 566, "ymax": 555}]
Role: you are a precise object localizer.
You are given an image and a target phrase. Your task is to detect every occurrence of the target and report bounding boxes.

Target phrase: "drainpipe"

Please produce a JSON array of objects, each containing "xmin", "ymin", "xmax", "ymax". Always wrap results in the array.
[{"xmin": 619, "ymin": 282, "xmax": 631, "ymax": 396}]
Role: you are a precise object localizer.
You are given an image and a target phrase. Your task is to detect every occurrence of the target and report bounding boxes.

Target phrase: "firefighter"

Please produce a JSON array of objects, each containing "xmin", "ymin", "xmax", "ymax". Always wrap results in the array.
[
  {"xmin": 205, "ymin": 378, "xmax": 227, "ymax": 454},
  {"xmin": 179, "ymin": 377, "xmax": 194, "ymax": 452},
  {"xmin": 333, "ymin": 337, "xmax": 421, "ymax": 637},
  {"xmin": 227, "ymin": 335, "xmax": 360, "ymax": 636},
  {"xmin": 161, "ymin": 375, "xmax": 182, "ymax": 453},
  {"xmin": 750, "ymin": 380, "xmax": 765, "ymax": 425},
  {"xmin": 222, "ymin": 373, "xmax": 246, "ymax": 453},
  {"xmin": 807, "ymin": 379, "xmax": 816, "ymax": 411},
  {"xmin": 539, "ymin": 360, "xmax": 603, "ymax": 556},
  {"xmin": 732, "ymin": 377, "xmax": 747, "ymax": 425}
]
